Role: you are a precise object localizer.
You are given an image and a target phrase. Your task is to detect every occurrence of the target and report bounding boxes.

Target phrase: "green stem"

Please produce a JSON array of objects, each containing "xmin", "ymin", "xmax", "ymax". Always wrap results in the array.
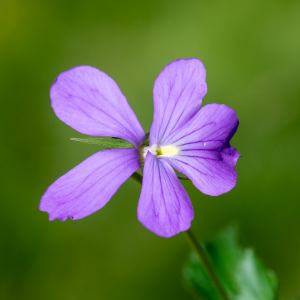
[
  {"xmin": 183, "ymin": 229, "xmax": 229, "ymax": 300},
  {"xmin": 131, "ymin": 171, "xmax": 228, "ymax": 300},
  {"xmin": 131, "ymin": 172, "xmax": 143, "ymax": 184}
]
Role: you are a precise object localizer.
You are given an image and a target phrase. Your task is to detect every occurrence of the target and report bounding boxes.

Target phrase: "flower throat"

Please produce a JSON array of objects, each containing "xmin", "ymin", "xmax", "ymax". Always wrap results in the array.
[{"xmin": 138, "ymin": 144, "xmax": 179, "ymax": 164}]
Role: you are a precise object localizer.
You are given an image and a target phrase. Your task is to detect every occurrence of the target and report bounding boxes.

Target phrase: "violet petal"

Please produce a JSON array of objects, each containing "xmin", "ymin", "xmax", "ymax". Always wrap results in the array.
[
  {"xmin": 137, "ymin": 152, "xmax": 194, "ymax": 238},
  {"xmin": 51, "ymin": 66, "xmax": 145, "ymax": 147},
  {"xmin": 150, "ymin": 58, "xmax": 207, "ymax": 145},
  {"xmin": 163, "ymin": 147, "xmax": 239, "ymax": 196},
  {"xmin": 162, "ymin": 104, "xmax": 240, "ymax": 196},
  {"xmin": 39, "ymin": 148, "xmax": 140, "ymax": 221}
]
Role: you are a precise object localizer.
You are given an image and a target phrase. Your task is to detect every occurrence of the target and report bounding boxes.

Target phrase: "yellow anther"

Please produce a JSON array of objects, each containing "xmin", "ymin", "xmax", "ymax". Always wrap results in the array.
[{"xmin": 157, "ymin": 145, "xmax": 179, "ymax": 157}]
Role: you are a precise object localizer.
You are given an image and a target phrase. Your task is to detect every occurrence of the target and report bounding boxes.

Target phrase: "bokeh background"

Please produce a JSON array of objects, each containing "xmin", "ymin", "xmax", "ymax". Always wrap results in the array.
[{"xmin": 1, "ymin": 0, "xmax": 300, "ymax": 299}]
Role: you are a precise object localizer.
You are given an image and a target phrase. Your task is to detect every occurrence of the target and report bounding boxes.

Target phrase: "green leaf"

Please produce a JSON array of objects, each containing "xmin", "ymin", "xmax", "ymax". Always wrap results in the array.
[
  {"xmin": 183, "ymin": 252, "xmax": 221, "ymax": 300},
  {"xmin": 70, "ymin": 138, "xmax": 135, "ymax": 149},
  {"xmin": 142, "ymin": 131, "xmax": 150, "ymax": 146},
  {"xmin": 182, "ymin": 227, "xmax": 278, "ymax": 300}
]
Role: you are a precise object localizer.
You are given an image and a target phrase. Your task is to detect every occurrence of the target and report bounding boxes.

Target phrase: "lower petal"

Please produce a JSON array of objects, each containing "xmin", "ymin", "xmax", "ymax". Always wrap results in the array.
[
  {"xmin": 40, "ymin": 148, "xmax": 140, "ymax": 221},
  {"xmin": 163, "ymin": 147, "xmax": 240, "ymax": 196},
  {"xmin": 138, "ymin": 152, "xmax": 194, "ymax": 238}
]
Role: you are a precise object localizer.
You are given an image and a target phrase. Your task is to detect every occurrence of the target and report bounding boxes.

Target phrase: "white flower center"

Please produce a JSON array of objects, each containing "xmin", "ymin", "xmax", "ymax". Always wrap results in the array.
[{"xmin": 138, "ymin": 144, "xmax": 179, "ymax": 164}]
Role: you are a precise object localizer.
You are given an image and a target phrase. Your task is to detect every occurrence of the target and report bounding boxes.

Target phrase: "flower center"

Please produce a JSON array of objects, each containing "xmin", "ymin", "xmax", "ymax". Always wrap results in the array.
[
  {"xmin": 156, "ymin": 145, "xmax": 179, "ymax": 157},
  {"xmin": 138, "ymin": 144, "xmax": 179, "ymax": 164}
]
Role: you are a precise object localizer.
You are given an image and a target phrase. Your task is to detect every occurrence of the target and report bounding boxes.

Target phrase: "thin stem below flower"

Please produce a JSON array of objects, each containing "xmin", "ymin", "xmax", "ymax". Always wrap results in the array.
[
  {"xmin": 131, "ymin": 172, "xmax": 143, "ymax": 184},
  {"xmin": 183, "ymin": 229, "xmax": 229, "ymax": 300},
  {"xmin": 130, "ymin": 171, "xmax": 228, "ymax": 300}
]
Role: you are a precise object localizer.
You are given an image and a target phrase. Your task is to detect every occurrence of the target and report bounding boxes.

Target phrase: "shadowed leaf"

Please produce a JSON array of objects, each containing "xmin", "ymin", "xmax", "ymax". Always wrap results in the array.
[{"xmin": 182, "ymin": 226, "xmax": 277, "ymax": 300}]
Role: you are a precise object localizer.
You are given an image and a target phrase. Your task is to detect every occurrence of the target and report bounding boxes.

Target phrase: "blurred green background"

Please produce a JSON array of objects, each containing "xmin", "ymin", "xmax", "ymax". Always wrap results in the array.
[{"xmin": 1, "ymin": 0, "xmax": 300, "ymax": 299}]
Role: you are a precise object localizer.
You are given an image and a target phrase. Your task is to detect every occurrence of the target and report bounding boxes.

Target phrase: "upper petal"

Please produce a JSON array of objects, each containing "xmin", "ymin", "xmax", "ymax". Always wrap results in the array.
[
  {"xmin": 51, "ymin": 66, "xmax": 145, "ymax": 147},
  {"xmin": 39, "ymin": 148, "xmax": 140, "ymax": 221},
  {"xmin": 150, "ymin": 58, "xmax": 207, "ymax": 145},
  {"xmin": 137, "ymin": 152, "xmax": 194, "ymax": 238},
  {"xmin": 161, "ymin": 103, "xmax": 240, "ymax": 196}
]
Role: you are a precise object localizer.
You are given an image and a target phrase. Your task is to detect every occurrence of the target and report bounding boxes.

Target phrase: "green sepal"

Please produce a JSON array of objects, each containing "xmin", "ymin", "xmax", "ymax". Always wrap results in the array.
[
  {"xmin": 142, "ymin": 131, "xmax": 150, "ymax": 146},
  {"xmin": 70, "ymin": 138, "xmax": 135, "ymax": 149},
  {"xmin": 182, "ymin": 226, "xmax": 278, "ymax": 300},
  {"xmin": 178, "ymin": 175, "xmax": 190, "ymax": 180}
]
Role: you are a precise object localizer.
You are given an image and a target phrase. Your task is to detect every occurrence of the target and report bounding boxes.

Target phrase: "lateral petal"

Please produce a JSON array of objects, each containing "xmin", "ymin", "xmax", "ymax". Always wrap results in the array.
[
  {"xmin": 163, "ymin": 147, "xmax": 240, "ymax": 196},
  {"xmin": 161, "ymin": 103, "xmax": 239, "ymax": 148},
  {"xmin": 51, "ymin": 66, "xmax": 145, "ymax": 147},
  {"xmin": 150, "ymin": 58, "xmax": 207, "ymax": 145},
  {"xmin": 40, "ymin": 148, "xmax": 140, "ymax": 221},
  {"xmin": 138, "ymin": 152, "xmax": 194, "ymax": 238},
  {"xmin": 162, "ymin": 104, "xmax": 240, "ymax": 196}
]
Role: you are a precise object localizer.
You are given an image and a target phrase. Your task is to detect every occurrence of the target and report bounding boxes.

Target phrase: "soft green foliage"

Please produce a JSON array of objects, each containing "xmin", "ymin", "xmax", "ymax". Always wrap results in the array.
[
  {"xmin": 70, "ymin": 137, "xmax": 135, "ymax": 149},
  {"xmin": 183, "ymin": 227, "xmax": 277, "ymax": 300}
]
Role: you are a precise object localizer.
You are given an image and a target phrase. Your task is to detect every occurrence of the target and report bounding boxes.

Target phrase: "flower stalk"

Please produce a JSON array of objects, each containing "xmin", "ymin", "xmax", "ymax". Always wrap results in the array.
[
  {"xmin": 130, "ymin": 172, "xmax": 143, "ymax": 184},
  {"xmin": 183, "ymin": 229, "xmax": 229, "ymax": 300},
  {"xmin": 131, "ymin": 171, "xmax": 229, "ymax": 300}
]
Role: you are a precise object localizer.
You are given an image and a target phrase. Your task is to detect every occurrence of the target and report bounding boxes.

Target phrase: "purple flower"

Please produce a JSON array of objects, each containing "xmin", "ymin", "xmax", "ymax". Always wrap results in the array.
[{"xmin": 40, "ymin": 59, "xmax": 240, "ymax": 238}]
